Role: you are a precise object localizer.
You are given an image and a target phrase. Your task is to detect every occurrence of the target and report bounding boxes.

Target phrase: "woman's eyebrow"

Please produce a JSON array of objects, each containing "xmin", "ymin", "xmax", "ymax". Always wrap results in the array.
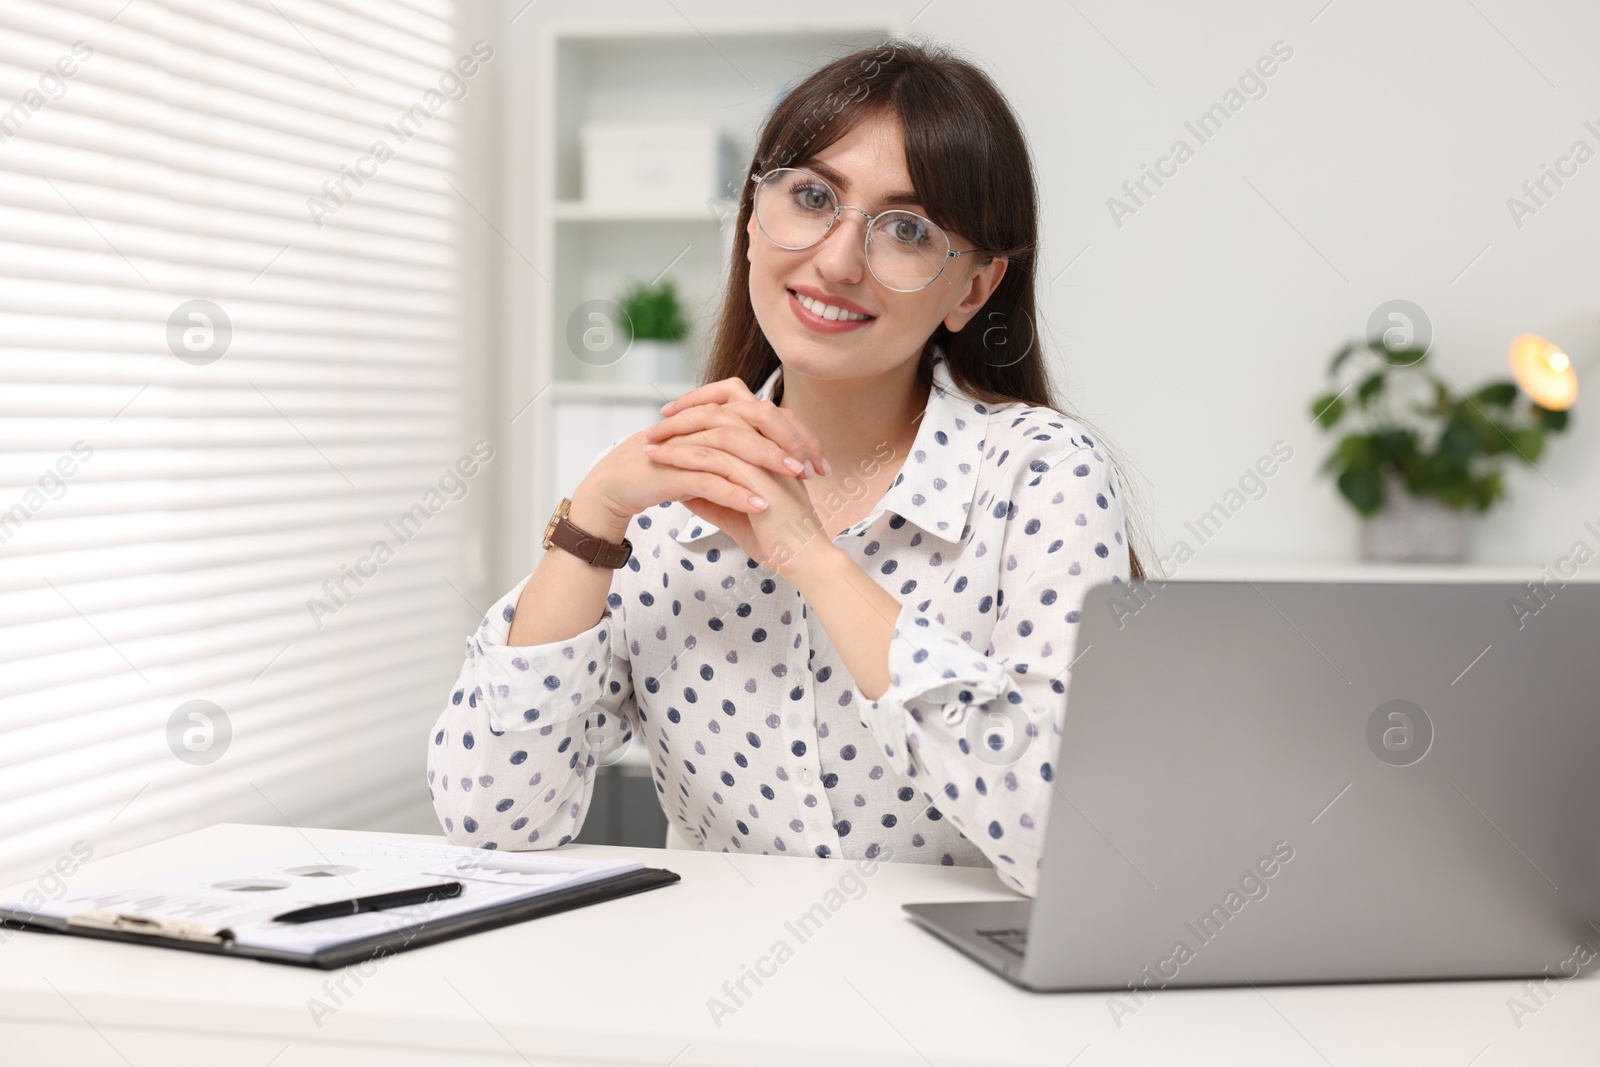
[{"xmin": 801, "ymin": 159, "xmax": 923, "ymax": 207}]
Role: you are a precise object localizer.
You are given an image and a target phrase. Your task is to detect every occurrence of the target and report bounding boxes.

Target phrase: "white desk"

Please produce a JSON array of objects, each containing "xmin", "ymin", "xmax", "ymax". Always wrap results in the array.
[
  {"xmin": 1163, "ymin": 559, "xmax": 1600, "ymax": 583},
  {"xmin": 0, "ymin": 823, "xmax": 1594, "ymax": 1066}
]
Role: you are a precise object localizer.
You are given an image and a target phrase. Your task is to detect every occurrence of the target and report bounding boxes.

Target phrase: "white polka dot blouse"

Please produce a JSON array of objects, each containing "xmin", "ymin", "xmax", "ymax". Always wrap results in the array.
[{"xmin": 427, "ymin": 349, "xmax": 1132, "ymax": 897}]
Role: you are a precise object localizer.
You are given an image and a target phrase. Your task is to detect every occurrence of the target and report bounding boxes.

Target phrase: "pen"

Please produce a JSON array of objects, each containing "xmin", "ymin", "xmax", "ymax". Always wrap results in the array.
[{"xmin": 271, "ymin": 881, "xmax": 464, "ymax": 924}]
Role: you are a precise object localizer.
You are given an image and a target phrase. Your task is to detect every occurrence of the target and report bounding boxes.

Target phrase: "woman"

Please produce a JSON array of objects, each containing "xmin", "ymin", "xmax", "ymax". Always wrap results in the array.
[{"xmin": 427, "ymin": 38, "xmax": 1149, "ymax": 897}]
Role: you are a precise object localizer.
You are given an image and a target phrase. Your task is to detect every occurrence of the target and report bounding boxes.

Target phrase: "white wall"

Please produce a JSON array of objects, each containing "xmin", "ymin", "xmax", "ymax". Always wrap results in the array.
[{"xmin": 487, "ymin": 0, "xmax": 1600, "ymax": 587}]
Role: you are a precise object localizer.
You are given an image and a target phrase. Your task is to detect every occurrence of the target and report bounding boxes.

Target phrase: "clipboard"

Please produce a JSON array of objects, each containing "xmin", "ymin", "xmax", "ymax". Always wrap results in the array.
[{"xmin": 0, "ymin": 838, "xmax": 681, "ymax": 970}]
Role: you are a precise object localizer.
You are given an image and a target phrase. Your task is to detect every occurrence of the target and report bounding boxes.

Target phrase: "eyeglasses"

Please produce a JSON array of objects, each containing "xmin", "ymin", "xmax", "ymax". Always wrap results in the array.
[{"xmin": 749, "ymin": 167, "xmax": 984, "ymax": 293}]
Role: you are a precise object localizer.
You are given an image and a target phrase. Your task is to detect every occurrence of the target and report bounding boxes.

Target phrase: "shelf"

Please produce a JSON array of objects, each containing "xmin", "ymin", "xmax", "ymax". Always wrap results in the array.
[
  {"xmin": 550, "ymin": 380, "xmax": 700, "ymax": 403},
  {"xmin": 554, "ymin": 199, "xmax": 738, "ymax": 222}
]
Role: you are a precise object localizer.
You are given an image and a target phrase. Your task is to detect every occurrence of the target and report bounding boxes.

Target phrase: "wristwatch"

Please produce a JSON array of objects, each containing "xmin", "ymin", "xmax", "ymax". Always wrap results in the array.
[{"xmin": 542, "ymin": 497, "xmax": 633, "ymax": 568}]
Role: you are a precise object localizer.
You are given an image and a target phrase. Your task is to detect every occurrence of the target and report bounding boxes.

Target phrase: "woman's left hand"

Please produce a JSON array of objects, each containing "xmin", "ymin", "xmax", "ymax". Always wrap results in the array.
[
  {"xmin": 642, "ymin": 407, "xmax": 836, "ymax": 580},
  {"xmin": 652, "ymin": 382, "xmax": 830, "ymax": 478}
]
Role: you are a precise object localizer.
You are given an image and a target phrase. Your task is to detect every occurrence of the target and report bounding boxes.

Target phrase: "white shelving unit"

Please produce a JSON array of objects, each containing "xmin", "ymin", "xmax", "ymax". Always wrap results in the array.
[
  {"xmin": 530, "ymin": 19, "xmax": 903, "ymax": 526},
  {"xmin": 530, "ymin": 20, "xmax": 901, "ymax": 775},
  {"xmin": 552, "ymin": 198, "xmax": 738, "ymax": 222}
]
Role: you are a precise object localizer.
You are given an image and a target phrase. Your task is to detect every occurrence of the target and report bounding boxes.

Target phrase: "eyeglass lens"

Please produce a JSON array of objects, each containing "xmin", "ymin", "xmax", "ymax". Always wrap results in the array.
[{"xmin": 753, "ymin": 169, "xmax": 952, "ymax": 291}]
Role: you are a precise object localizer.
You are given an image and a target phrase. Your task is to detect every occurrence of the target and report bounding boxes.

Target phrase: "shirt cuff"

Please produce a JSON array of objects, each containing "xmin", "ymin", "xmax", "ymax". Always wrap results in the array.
[
  {"xmin": 861, "ymin": 600, "xmax": 1012, "ymax": 776},
  {"xmin": 464, "ymin": 575, "xmax": 616, "ymax": 735}
]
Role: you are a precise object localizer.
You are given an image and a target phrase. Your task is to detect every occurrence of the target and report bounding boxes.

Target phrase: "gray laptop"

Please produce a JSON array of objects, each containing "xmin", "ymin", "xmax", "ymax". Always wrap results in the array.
[{"xmin": 904, "ymin": 579, "xmax": 1600, "ymax": 991}]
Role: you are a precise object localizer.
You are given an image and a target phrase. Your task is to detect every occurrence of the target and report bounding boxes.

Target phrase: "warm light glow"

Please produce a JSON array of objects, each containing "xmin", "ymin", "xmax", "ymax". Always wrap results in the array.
[{"xmin": 1508, "ymin": 333, "xmax": 1578, "ymax": 411}]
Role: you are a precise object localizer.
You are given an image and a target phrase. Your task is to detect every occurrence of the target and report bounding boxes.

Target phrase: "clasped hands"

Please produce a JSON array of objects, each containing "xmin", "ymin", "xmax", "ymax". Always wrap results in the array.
[{"xmin": 645, "ymin": 377, "xmax": 839, "ymax": 581}]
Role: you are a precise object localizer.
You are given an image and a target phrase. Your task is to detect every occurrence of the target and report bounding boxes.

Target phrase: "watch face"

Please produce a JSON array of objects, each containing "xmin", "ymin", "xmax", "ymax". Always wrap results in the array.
[{"xmin": 544, "ymin": 499, "xmax": 570, "ymax": 546}]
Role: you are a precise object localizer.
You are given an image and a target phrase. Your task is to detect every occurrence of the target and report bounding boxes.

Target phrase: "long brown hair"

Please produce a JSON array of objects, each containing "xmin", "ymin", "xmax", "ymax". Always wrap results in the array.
[{"xmin": 702, "ymin": 36, "xmax": 1151, "ymax": 580}]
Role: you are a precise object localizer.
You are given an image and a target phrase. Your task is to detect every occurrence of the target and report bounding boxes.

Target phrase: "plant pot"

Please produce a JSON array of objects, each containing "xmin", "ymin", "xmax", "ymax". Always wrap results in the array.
[
  {"xmin": 626, "ymin": 339, "xmax": 690, "ymax": 383},
  {"xmin": 1358, "ymin": 473, "xmax": 1468, "ymax": 563}
]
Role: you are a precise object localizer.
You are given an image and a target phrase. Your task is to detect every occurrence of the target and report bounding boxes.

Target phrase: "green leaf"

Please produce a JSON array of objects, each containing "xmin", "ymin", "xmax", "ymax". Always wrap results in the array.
[
  {"xmin": 1395, "ymin": 460, "xmax": 1426, "ymax": 496},
  {"xmin": 1420, "ymin": 448, "xmax": 1467, "ymax": 482},
  {"xmin": 1334, "ymin": 434, "xmax": 1375, "ymax": 467},
  {"xmin": 1430, "ymin": 478, "xmax": 1474, "ymax": 509},
  {"xmin": 1505, "ymin": 427, "xmax": 1545, "ymax": 462},
  {"xmin": 1533, "ymin": 405, "xmax": 1570, "ymax": 432},
  {"xmin": 1431, "ymin": 380, "xmax": 1450, "ymax": 412},
  {"xmin": 1474, "ymin": 469, "xmax": 1505, "ymax": 511},
  {"xmin": 1356, "ymin": 371, "xmax": 1386, "ymax": 407},
  {"xmin": 1337, "ymin": 464, "xmax": 1384, "ymax": 516},
  {"xmin": 1369, "ymin": 428, "xmax": 1415, "ymax": 463},
  {"xmin": 1310, "ymin": 393, "xmax": 1345, "ymax": 428},
  {"xmin": 1329, "ymin": 340, "xmax": 1359, "ymax": 377},
  {"xmin": 1472, "ymin": 381, "xmax": 1519, "ymax": 407},
  {"xmin": 1468, "ymin": 410, "xmax": 1509, "ymax": 455},
  {"xmin": 1438, "ymin": 415, "xmax": 1479, "ymax": 461},
  {"xmin": 1382, "ymin": 346, "xmax": 1429, "ymax": 368}
]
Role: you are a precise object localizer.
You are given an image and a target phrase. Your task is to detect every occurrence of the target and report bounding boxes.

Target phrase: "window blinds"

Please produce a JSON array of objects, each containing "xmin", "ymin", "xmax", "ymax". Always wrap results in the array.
[{"xmin": 0, "ymin": 0, "xmax": 471, "ymax": 890}]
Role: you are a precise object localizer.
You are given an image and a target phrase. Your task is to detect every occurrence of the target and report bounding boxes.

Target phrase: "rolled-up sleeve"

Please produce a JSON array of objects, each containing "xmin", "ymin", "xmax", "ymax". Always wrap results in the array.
[
  {"xmin": 426, "ymin": 568, "xmax": 636, "ymax": 851},
  {"xmin": 858, "ymin": 442, "xmax": 1130, "ymax": 896}
]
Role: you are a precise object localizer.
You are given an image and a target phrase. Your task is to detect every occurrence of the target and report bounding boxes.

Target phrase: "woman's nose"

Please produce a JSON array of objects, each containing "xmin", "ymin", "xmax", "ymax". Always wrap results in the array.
[{"xmin": 813, "ymin": 208, "xmax": 870, "ymax": 281}]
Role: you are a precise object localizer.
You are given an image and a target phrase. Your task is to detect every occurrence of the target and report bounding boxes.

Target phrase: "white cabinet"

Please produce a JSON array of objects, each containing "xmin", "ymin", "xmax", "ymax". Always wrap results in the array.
[
  {"xmin": 526, "ymin": 19, "xmax": 901, "ymax": 775},
  {"xmin": 529, "ymin": 19, "xmax": 901, "ymax": 527}
]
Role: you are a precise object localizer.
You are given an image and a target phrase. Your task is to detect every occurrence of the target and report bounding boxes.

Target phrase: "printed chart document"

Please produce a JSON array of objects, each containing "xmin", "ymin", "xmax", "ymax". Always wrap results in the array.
[{"xmin": 0, "ymin": 836, "xmax": 672, "ymax": 963}]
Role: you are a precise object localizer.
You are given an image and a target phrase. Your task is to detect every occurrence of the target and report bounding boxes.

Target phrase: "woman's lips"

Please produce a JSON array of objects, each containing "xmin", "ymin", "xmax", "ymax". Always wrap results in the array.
[{"xmin": 787, "ymin": 288, "xmax": 874, "ymax": 333}]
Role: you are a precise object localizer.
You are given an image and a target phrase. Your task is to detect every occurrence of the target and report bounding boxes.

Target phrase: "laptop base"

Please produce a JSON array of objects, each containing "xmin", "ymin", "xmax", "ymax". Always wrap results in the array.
[{"xmin": 902, "ymin": 900, "xmax": 1034, "ymax": 987}]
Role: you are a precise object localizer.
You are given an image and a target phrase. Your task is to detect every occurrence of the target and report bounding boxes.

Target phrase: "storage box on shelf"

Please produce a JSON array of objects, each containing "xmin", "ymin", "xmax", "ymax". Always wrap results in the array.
[
  {"xmin": 532, "ymin": 20, "xmax": 901, "ymax": 822},
  {"xmin": 579, "ymin": 121, "xmax": 739, "ymax": 211}
]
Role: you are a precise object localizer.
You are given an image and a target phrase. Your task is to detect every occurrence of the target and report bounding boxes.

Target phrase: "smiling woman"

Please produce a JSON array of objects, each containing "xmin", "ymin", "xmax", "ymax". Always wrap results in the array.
[{"xmin": 428, "ymin": 37, "xmax": 1153, "ymax": 898}]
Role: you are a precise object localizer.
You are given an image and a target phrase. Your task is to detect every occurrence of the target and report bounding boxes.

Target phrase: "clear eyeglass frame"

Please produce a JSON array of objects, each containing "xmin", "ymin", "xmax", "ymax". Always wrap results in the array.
[{"xmin": 748, "ymin": 167, "xmax": 985, "ymax": 293}]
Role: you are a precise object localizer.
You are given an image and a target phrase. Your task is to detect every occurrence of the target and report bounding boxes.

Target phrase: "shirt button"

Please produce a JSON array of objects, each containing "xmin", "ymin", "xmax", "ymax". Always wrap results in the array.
[
  {"xmin": 800, "ymin": 767, "xmax": 814, "ymax": 785},
  {"xmin": 787, "ymin": 712, "xmax": 801, "ymax": 729}
]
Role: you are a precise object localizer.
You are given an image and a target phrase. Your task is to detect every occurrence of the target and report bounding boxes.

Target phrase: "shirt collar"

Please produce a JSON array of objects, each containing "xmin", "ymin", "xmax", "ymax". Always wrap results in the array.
[{"xmin": 669, "ymin": 347, "xmax": 987, "ymax": 546}]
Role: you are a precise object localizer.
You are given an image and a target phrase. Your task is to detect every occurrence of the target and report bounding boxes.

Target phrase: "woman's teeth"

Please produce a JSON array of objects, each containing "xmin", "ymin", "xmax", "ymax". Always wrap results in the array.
[{"xmin": 794, "ymin": 291, "xmax": 871, "ymax": 321}]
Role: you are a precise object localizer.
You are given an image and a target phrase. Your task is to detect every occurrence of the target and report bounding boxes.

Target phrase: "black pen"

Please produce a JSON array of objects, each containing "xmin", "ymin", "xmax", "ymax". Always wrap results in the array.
[{"xmin": 271, "ymin": 881, "xmax": 464, "ymax": 924}]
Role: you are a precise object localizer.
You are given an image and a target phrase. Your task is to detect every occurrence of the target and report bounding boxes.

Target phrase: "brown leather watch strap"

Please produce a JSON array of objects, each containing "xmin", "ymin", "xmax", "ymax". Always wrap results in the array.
[{"xmin": 542, "ymin": 497, "xmax": 632, "ymax": 568}]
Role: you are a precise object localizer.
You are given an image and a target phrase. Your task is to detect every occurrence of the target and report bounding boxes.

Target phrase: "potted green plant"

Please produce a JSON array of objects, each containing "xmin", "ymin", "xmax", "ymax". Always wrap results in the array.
[
  {"xmin": 619, "ymin": 278, "xmax": 691, "ymax": 382},
  {"xmin": 1309, "ymin": 338, "xmax": 1573, "ymax": 562}
]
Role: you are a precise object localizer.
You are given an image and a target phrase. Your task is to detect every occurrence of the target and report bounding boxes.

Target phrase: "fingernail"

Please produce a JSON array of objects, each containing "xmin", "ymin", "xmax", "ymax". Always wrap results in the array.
[
  {"xmin": 642, "ymin": 443, "xmax": 659, "ymax": 452},
  {"xmin": 783, "ymin": 456, "xmax": 804, "ymax": 474},
  {"xmin": 659, "ymin": 402, "xmax": 674, "ymax": 413},
  {"xmin": 820, "ymin": 457, "xmax": 832, "ymax": 477},
  {"xmin": 749, "ymin": 495, "xmax": 768, "ymax": 510},
  {"xmin": 803, "ymin": 459, "xmax": 816, "ymax": 478}
]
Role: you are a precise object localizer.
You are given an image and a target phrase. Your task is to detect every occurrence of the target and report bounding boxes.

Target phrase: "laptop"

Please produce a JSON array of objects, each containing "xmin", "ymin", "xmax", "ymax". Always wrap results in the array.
[{"xmin": 903, "ymin": 578, "xmax": 1600, "ymax": 992}]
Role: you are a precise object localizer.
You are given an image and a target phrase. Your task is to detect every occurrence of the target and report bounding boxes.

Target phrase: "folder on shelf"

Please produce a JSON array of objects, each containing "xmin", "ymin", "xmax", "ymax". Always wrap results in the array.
[{"xmin": 0, "ymin": 835, "xmax": 679, "ymax": 970}]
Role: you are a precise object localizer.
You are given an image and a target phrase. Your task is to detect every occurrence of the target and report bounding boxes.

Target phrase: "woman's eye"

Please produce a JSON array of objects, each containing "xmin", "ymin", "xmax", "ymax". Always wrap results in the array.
[
  {"xmin": 791, "ymin": 184, "xmax": 832, "ymax": 212},
  {"xmin": 889, "ymin": 218, "xmax": 927, "ymax": 243}
]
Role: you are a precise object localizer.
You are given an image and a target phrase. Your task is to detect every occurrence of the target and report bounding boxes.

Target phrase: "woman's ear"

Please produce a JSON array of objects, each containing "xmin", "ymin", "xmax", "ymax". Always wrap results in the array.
[{"xmin": 942, "ymin": 255, "xmax": 1008, "ymax": 333}]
